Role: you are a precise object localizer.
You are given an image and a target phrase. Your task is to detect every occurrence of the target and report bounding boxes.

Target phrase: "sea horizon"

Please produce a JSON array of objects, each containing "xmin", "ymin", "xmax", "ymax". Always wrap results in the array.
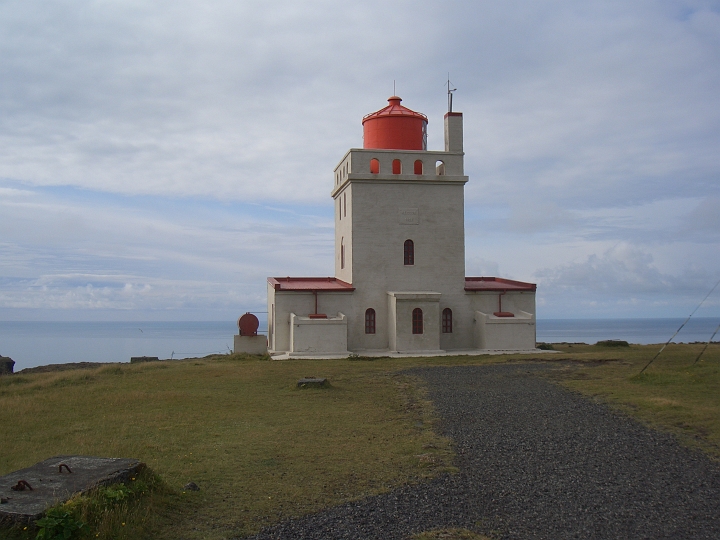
[{"xmin": 0, "ymin": 317, "xmax": 718, "ymax": 371}]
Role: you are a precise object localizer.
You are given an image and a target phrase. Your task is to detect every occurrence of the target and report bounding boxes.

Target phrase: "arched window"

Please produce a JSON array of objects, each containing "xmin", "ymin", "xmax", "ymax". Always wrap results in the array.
[
  {"xmin": 414, "ymin": 160, "xmax": 423, "ymax": 175},
  {"xmin": 392, "ymin": 159, "xmax": 402, "ymax": 174},
  {"xmin": 435, "ymin": 160, "xmax": 445, "ymax": 175},
  {"xmin": 341, "ymin": 237, "xmax": 345, "ymax": 269},
  {"xmin": 404, "ymin": 239, "xmax": 414, "ymax": 266},
  {"xmin": 412, "ymin": 308, "xmax": 423, "ymax": 334},
  {"xmin": 365, "ymin": 308, "xmax": 376, "ymax": 334},
  {"xmin": 442, "ymin": 308, "xmax": 453, "ymax": 333},
  {"xmin": 370, "ymin": 158, "xmax": 380, "ymax": 174}
]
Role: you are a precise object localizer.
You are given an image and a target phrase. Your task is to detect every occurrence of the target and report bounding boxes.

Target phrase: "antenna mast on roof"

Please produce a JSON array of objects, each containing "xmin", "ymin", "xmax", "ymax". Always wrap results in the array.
[
  {"xmin": 393, "ymin": 80, "xmax": 396, "ymax": 96},
  {"xmin": 447, "ymin": 74, "xmax": 457, "ymax": 113}
]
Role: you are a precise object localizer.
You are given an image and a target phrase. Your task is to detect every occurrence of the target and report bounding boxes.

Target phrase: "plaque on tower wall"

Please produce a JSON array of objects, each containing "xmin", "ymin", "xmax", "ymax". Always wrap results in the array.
[{"xmin": 398, "ymin": 208, "xmax": 419, "ymax": 225}]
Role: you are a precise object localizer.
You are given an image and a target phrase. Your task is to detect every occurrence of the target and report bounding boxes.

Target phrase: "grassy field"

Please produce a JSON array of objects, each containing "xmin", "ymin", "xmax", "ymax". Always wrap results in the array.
[
  {"xmin": 0, "ymin": 343, "xmax": 718, "ymax": 539},
  {"xmin": 549, "ymin": 342, "xmax": 720, "ymax": 458}
]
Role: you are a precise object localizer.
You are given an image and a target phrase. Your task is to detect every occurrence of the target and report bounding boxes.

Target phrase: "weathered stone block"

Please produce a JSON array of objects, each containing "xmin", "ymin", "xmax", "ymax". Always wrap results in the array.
[
  {"xmin": 130, "ymin": 356, "xmax": 160, "ymax": 363},
  {"xmin": 0, "ymin": 455, "xmax": 143, "ymax": 523},
  {"xmin": 0, "ymin": 357, "xmax": 14, "ymax": 375}
]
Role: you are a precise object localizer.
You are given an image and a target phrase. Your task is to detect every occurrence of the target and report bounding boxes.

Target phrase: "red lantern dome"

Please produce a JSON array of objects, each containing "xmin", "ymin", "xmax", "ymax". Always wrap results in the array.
[{"xmin": 362, "ymin": 96, "xmax": 428, "ymax": 151}]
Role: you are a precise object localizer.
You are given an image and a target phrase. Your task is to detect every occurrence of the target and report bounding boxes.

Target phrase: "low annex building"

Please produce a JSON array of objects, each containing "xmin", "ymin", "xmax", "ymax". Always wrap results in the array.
[{"xmin": 266, "ymin": 96, "xmax": 537, "ymax": 356}]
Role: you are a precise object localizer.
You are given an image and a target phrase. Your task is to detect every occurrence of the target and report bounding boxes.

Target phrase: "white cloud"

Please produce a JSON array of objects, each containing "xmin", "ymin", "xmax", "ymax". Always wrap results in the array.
[
  {"xmin": 465, "ymin": 256, "xmax": 500, "ymax": 278},
  {"xmin": 0, "ymin": 273, "xmax": 262, "ymax": 312},
  {"xmin": 680, "ymin": 196, "xmax": 720, "ymax": 240},
  {"xmin": 0, "ymin": 184, "xmax": 335, "ymax": 317},
  {"xmin": 0, "ymin": 0, "xmax": 719, "ymax": 319},
  {"xmin": 2, "ymin": 0, "xmax": 717, "ymax": 207},
  {"xmin": 0, "ymin": 187, "xmax": 34, "ymax": 197},
  {"xmin": 534, "ymin": 242, "xmax": 720, "ymax": 317},
  {"xmin": 506, "ymin": 199, "xmax": 577, "ymax": 234},
  {"xmin": 537, "ymin": 244, "xmax": 670, "ymax": 293}
]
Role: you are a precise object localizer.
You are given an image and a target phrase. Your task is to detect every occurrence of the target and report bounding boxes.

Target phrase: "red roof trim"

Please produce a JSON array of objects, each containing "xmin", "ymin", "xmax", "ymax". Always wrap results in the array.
[
  {"xmin": 268, "ymin": 277, "xmax": 355, "ymax": 292},
  {"xmin": 464, "ymin": 277, "xmax": 536, "ymax": 292}
]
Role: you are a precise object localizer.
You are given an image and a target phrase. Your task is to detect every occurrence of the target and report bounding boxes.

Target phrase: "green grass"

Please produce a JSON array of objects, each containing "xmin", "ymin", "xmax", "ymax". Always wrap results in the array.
[
  {"xmin": 0, "ymin": 354, "xmax": 459, "ymax": 539},
  {"xmin": 1, "ymin": 344, "xmax": 718, "ymax": 539},
  {"xmin": 546, "ymin": 342, "xmax": 720, "ymax": 458},
  {"xmin": 2, "ymin": 467, "xmax": 169, "ymax": 540}
]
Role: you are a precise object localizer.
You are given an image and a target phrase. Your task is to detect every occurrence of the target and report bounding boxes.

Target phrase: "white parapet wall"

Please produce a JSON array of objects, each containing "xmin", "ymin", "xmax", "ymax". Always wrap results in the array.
[
  {"xmin": 234, "ymin": 335, "xmax": 268, "ymax": 355},
  {"xmin": 387, "ymin": 291, "xmax": 442, "ymax": 353},
  {"xmin": 290, "ymin": 312, "xmax": 348, "ymax": 354},
  {"xmin": 473, "ymin": 310, "xmax": 536, "ymax": 350}
]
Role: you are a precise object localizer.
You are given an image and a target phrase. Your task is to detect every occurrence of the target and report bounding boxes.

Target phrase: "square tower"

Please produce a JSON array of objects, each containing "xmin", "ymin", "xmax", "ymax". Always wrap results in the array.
[{"xmin": 331, "ymin": 105, "xmax": 468, "ymax": 351}]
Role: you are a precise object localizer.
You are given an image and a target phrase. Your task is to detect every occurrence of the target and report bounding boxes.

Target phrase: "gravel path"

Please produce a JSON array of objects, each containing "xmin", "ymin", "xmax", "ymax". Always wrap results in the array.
[{"xmin": 244, "ymin": 363, "xmax": 720, "ymax": 539}]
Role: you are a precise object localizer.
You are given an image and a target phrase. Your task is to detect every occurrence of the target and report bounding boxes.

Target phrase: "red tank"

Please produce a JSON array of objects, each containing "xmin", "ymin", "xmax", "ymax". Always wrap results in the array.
[
  {"xmin": 237, "ymin": 313, "xmax": 259, "ymax": 337},
  {"xmin": 362, "ymin": 96, "xmax": 428, "ymax": 150}
]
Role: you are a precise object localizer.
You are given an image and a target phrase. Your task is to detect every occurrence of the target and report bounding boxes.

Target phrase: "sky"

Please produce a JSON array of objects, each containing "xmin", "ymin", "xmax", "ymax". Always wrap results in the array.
[{"xmin": 1, "ymin": 0, "xmax": 719, "ymax": 321}]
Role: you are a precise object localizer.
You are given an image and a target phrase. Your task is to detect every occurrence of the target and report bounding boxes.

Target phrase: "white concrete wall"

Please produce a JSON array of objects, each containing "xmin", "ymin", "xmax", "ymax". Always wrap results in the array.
[
  {"xmin": 290, "ymin": 313, "xmax": 348, "ymax": 354},
  {"xmin": 467, "ymin": 291, "xmax": 536, "ymax": 350},
  {"xmin": 328, "ymin": 145, "xmax": 539, "ymax": 353},
  {"xmin": 332, "ymin": 148, "xmax": 467, "ymax": 287},
  {"xmin": 388, "ymin": 292, "xmax": 441, "ymax": 352},
  {"xmin": 270, "ymin": 287, "xmax": 537, "ymax": 353},
  {"xmin": 345, "ymin": 180, "xmax": 468, "ymax": 351},
  {"xmin": 333, "ymin": 148, "xmax": 465, "ymax": 183},
  {"xmin": 328, "ymin": 144, "xmax": 472, "ymax": 352},
  {"xmin": 234, "ymin": 335, "xmax": 268, "ymax": 354},
  {"xmin": 438, "ymin": 299, "xmax": 472, "ymax": 351},
  {"xmin": 387, "ymin": 295, "xmax": 398, "ymax": 351},
  {"xmin": 466, "ymin": 291, "xmax": 536, "ymax": 322},
  {"xmin": 269, "ymin": 288, "xmax": 354, "ymax": 353},
  {"xmin": 444, "ymin": 113, "xmax": 463, "ymax": 153},
  {"xmin": 474, "ymin": 310, "xmax": 536, "ymax": 350},
  {"xmin": 334, "ymin": 184, "xmax": 353, "ymax": 283},
  {"xmin": 267, "ymin": 283, "xmax": 276, "ymax": 351}
]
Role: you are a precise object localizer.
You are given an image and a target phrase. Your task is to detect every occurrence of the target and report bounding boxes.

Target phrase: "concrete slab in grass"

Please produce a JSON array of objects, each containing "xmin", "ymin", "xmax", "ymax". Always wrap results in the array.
[
  {"xmin": 297, "ymin": 377, "xmax": 329, "ymax": 388},
  {"xmin": 0, "ymin": 455, "xmax": 143, "ymax": 523}
]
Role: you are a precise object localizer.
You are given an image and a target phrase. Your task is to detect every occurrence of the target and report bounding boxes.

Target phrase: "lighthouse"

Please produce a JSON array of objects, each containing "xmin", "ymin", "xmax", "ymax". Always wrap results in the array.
[{"xmin": 264, "ymin": 96, "xmax": 537, "ymax": 356}]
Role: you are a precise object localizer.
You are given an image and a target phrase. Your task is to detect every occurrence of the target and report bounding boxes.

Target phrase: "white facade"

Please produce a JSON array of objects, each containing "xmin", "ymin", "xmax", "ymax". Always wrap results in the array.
[{"xmin": 267, "ymin": 106, "xmax": 537, "ymax": 355}]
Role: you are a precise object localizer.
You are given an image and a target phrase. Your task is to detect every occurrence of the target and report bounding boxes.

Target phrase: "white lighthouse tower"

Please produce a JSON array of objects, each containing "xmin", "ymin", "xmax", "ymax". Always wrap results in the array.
[{"xmin": 265, "ymin": 96, "xmax": 537, "ymax": 356}]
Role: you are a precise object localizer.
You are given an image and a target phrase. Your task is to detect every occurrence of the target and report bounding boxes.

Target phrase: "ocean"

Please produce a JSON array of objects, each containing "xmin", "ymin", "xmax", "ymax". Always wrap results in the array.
[
  {"xmin": 0, "ymin": 321, "xmax": 240, "ymax": 371},
  {"xmin": 0, "ymin": 317, "xmax": 718, "ymax": 371}
]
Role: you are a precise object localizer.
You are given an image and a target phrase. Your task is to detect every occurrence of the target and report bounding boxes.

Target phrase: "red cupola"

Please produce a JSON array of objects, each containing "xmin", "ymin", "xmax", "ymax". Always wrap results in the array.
[{"xmin": 362, "ymin": 96, "xmax": 428, "ymax": 150}]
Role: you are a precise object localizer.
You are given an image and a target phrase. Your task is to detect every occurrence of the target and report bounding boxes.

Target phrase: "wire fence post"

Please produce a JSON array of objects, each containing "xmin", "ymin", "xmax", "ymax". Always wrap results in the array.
[
  {"xmin": 639, "ymin": 277, "xmax": 720, "ymax": 374},
  {"xmin": 693, "ymin": 322, "xmax": 720, "ymax": 365}
]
